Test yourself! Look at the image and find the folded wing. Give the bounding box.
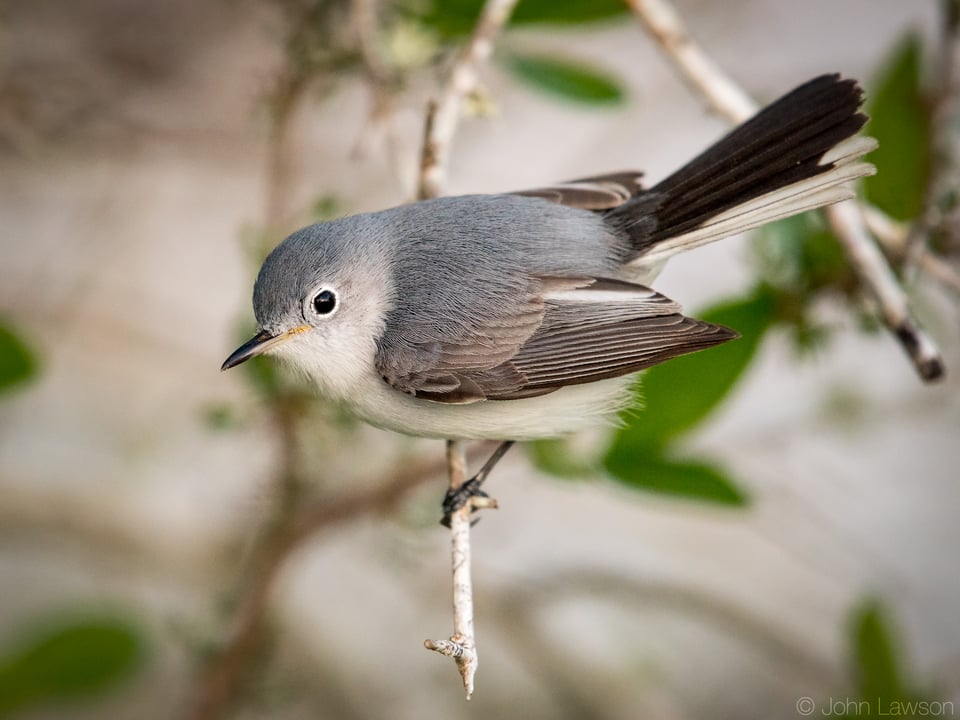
[376,277,737,403]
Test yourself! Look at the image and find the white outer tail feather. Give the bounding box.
[632,137,878,268]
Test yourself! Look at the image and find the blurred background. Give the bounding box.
[1,0,959,718]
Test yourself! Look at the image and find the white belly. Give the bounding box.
[342,373,635,440]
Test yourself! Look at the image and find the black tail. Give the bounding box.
[608,74,869,253]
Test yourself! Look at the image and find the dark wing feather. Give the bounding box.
[377,277,592,403]
[377,276,737,403]
[510,171,645,210]
[484,280,737,399]
[376,291,544,403]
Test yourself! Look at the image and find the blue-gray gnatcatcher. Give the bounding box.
[223,74,875,510]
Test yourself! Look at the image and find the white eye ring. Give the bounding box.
[310,288,338,316]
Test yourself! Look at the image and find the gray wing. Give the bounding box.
[376,276,737,404]
[510,171,645,210]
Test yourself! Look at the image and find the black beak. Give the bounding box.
[221,330,276,371]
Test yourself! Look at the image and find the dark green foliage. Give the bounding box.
[414,0,628,38]
[753,214,865,354]
[0,616,144,716]
[617,289,776,446]
[528,438,597,479]
[594,291,774,505]
[854,601,908,705]
[863,35,931,221]
[826,600,945,718]
[504,53,626,105]
[0,321,38,396]
[530,291,772,505]
[602,448,747,506]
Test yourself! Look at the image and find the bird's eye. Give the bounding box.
[312,289,337,315]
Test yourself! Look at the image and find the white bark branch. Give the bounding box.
[624,0,756,124]
[827,202,945,379]
[626,0,946,382]
[863,204,960,298]
[424,440,479,698]
[417,0,519,200]
[417,0,516,697]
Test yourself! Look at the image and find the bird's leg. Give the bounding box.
[441,441,514,527]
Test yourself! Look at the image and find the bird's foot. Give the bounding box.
[440,476,500,528]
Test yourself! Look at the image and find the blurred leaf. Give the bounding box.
[614,289,776,448]
[243,354,283,399]
[0,617,143,715]
[310,194,342,222]
[203,403,240,431]
[756,214,852,296]
[0,321,39,396]
[752,214,859,355]
[527,438,595,479]
[415,0,627,38]
[864,34,930,221]
[504,53,625,105]
[853,600,906,704]
[602,447,748,506]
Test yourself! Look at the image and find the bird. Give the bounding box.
[222,74,875,516]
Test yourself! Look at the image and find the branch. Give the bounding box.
[826,202,944,380]
[424,441,480,698]
[863,204,960,298]
[624,0,756,123]
[417,0,519,199]
[414,0,516,698]
[906,0,960,274]
[626,0,947,383]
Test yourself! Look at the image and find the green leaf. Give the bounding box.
[527,438,595,479]
[243,354,283,399]
[511,0,627,26]
[203,403,240,431]
[614,289,776,448]
[0,617,144,715]
[755,214,852,295]
[602,447,748,506]
[504,53,625,105]
[0,321,39,395]
[864,34,930,221]
[852,600,906,704]
[415,0,627,38]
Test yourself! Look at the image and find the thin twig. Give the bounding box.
[863,204,960,298]
[626,0,946,382]
[417,0,519,200]
[415,0,516,698]
[424,440,480,698]
[906,0,960,276]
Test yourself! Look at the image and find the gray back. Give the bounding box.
[372,194,629,369]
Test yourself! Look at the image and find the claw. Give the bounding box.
[439,441,514,527]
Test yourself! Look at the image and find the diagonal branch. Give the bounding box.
[417,0,519,200]
[626,0,946,382]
